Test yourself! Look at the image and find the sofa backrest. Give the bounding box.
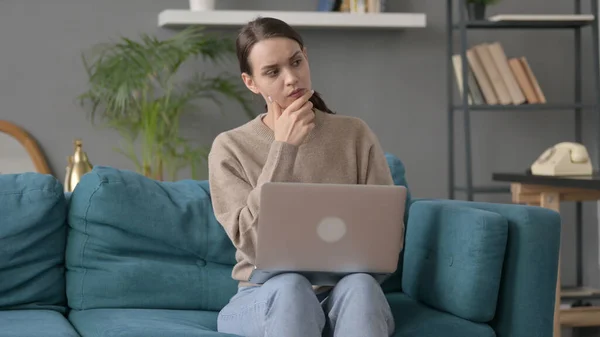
[65,167,239,312]
[0,172,69,313]
[380,153,411,293]
[1,152,410,313]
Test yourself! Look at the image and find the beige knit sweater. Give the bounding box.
[208,109,395,287]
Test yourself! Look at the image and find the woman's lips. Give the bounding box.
[289,88,306,98]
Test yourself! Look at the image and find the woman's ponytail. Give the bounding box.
[309,91,335,114]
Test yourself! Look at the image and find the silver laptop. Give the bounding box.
[248,182,407,286]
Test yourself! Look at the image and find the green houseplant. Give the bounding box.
[466,0,500,20]
[79,27,253,181]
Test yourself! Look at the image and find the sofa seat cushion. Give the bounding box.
[387,293,495,337]
[68,308,240,337]
[0,173,68,312]
[0,310,80,337]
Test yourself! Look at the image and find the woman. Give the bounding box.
[208,16,397,337]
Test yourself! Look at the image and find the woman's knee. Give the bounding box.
[263,273,313,294]
[262,273,326,331]
[263,273,322,311]
[337,273,381,292]
[330,273,395,333]
[333,273,389,307]
[217,274,325,336]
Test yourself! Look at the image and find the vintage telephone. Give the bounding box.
[531,142,593,176]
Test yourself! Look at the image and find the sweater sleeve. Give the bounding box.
[362,124,394,186]
[208,138,298,260]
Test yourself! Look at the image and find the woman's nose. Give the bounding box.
[283,69,299,86]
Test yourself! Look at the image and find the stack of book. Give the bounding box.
[453,42,546,106]
[318,0,386,13]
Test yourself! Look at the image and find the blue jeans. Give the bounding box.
[217,273,395,337]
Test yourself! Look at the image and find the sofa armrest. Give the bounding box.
[405,199,560,337]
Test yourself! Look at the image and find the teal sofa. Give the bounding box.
[0,154,560,337]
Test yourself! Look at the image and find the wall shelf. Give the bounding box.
[452,103,597,111]
[158,10,427,29]
[454,19,594,29]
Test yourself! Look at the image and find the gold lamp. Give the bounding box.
[64,139,93,192]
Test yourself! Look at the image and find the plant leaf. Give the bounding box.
[78,26,255,180]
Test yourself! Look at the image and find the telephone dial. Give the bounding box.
[531,142,593,176]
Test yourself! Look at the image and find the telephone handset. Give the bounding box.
[531,142,593,176]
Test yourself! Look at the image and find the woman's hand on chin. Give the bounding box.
[270,90,315,146]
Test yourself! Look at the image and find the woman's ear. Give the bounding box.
[241,73,260,94]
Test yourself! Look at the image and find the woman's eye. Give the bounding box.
[265,70,278,77]
[292,59,301,66]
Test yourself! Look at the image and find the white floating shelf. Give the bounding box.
[158,10,427,29]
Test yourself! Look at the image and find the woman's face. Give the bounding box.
[242,37,312,109]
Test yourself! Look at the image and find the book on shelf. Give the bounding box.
[318,0,387,13]
[452,41,546,106]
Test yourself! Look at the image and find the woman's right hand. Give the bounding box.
[269,90,315,147]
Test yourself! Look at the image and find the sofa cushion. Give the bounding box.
[380,153,411,294]
[0,173,68,312]
[401,200,508,322]
[66,167,238,312]
[385,152,411,204]
[387,293,495,337]
[0,310,80,337]
[68,308,238,337]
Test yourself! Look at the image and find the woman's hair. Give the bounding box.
[236,17,335,114]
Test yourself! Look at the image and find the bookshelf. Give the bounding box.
[447,0,600,336]
[447,2,600,202]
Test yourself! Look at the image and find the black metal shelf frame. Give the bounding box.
[446,0,600,201]
[447,3,600,333]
